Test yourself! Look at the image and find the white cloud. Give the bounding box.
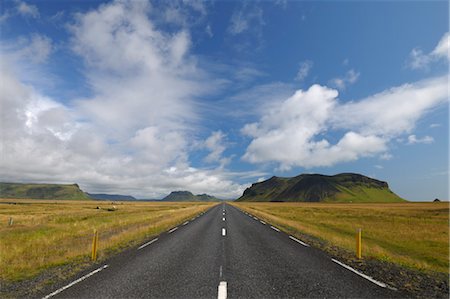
[23,34,53,63]
[16,1,39,18]
[330,69,360,91]
[0,0,246,199]
[407,135,434,145]
[409,32,449,70]
[295,60,313,82]
[242,76,448,169]
[374,165,383,169]
[203,131,230,167]
[333,76,447,136]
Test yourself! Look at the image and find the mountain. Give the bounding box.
[0,182,91,200]
[161,191,219,202]
[236,173,405,202]
[87,193,136,201]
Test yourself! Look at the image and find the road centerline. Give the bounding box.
[217,281,227,299]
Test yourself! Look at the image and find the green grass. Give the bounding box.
[0,183,91,200]
[0,199,216,282]
[231,202,449,273]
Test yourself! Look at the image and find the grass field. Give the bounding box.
[232,202,449,274]
[0,199,216,282]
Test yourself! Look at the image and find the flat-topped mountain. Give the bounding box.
[236,173,404,202]
[161,191,219,202]
[0,182,91,200]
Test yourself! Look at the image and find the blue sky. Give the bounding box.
[0,0,448,200]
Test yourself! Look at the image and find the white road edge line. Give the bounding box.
[332,258,396,290]
[289,235,310,247]
[260,220,266,225]
[182,221,189,226]
[270,226,280,232]
[168,227,178,233]
[217,281,227,299]
[42,265,108,299]
[222,228,226,236]
[138,238,158,250]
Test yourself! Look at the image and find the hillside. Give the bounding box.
[237,173,404,202]
[0,182,91,200]
[87,193,136,201]
[162,191,219,202]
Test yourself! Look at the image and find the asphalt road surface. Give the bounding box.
[43,203,402,298]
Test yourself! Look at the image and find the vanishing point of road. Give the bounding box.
[42,203,402,298]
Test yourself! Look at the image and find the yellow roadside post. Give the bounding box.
[356,228,362,259]
[92,229,98,261]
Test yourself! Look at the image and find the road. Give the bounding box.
[43,203,402,298]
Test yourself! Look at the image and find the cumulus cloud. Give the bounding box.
[0,0,246,199]
[329,69,360,91]
[295,60,313,82]
[242,76,447,170]
[409,32,449,69]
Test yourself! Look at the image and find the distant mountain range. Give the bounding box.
[1,173,404,203]
[0,182,91,200]
[161,191,219,202]
[237,173,404,202]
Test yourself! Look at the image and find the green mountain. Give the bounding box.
[236,173,405,203]
[0,182,91,200]
[161,191,219,202]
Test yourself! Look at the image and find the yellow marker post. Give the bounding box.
[356,228,362,259]
[92,229,98,261]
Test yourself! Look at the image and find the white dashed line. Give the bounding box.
[42,265,108,299]
[289,235,310,247]
[138,238,158,250]
[332,259,396,290]
[270,226,280,232]
[222,217,225,221]
[253,217,258,220]
[222,228,226,236]
[260,220,266,225]
[182,221,189,226]
[168,227,178,233]
[217,281,227,299]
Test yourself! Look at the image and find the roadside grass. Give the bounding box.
[0,200,216,282]
[231,202,449,274]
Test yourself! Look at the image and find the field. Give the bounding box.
[0,199,216,283]
[231,202,449,274]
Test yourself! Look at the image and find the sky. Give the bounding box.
[0,0,448,200]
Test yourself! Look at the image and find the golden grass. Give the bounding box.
[0,199,216,281]
[231,202,449,273]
